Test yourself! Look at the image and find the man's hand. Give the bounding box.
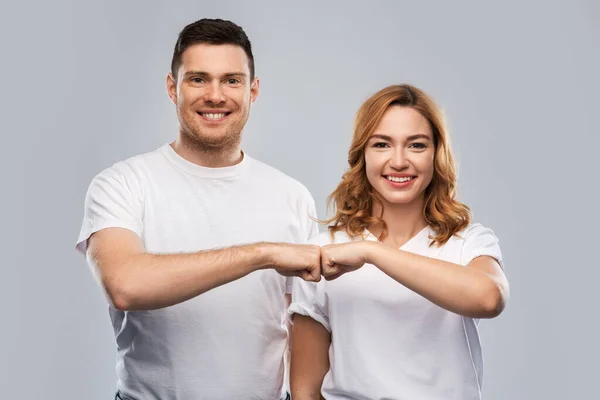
[265,243,322,282]
[321,241,369,280]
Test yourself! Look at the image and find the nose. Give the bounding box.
[388,148,409,170]
[203,81,226,105]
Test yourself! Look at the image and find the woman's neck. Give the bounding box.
[369,195,428,248]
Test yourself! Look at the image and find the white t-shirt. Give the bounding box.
[76,144,318,400]
[289,224,504,400]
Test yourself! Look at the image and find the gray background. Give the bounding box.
[1,0,598,399]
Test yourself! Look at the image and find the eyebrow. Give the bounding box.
[183,71,248,79]
[370,133,432,141]
[370,134,393,141]
[406,134,432,141]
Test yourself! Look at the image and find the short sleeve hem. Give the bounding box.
[288,302,331,332]
[460,223,504,270]
[76,222,142,254]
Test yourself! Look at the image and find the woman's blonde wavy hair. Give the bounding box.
[323,84,471,246]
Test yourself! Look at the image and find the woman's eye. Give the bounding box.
[373,142,389,148]
[409,143,426,149]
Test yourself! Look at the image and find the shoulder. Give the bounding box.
[455,223,500,244]
[246,155,313,199]
[89,146,165,189]
[453,222,503,266]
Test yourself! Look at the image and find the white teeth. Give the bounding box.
[201,113,227,119]
[386,176,413,183]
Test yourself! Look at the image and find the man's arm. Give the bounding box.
[87,227,321,311]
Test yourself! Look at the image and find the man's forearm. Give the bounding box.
[96,243,272,311]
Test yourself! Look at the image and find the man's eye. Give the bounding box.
[191,77,204,83]
[227,79,240,84]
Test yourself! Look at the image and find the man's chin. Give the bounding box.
[188,131,240,148]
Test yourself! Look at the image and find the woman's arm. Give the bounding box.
[321,241,509,319]
[368,243,508,318]
[290,315,331,400]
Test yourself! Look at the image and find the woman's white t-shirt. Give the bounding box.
[289,223,504,400]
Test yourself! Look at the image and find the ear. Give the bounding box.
[250,77,260,103]
[166,73,178,105]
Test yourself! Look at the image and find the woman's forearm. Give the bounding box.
[364,242,507,318]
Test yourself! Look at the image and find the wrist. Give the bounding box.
[361,240,380,265]
[252,242,276,270]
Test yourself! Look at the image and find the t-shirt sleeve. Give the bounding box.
[302,191,320,242]
[288,278,330,332]
[285,277,295,295]
[285,190,320,294]
[460,223,504,270]
[75,165,143,254]
[288,232,331,331]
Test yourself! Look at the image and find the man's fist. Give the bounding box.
[266,243,322,282]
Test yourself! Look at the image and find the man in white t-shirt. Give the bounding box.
[76,18,321,400]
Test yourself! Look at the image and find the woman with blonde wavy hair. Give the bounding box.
[289,84,509,400]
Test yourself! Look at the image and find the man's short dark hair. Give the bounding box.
[171,19,255,81]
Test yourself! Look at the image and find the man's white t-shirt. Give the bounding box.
[289,224,504,400]
[76,144,318,400]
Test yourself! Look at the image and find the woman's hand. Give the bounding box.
[320,241,371,280]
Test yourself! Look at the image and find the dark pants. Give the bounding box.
[115,390,291,399]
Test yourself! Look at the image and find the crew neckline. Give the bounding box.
[159,143,250,179]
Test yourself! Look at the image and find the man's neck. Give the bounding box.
[171,135,243,168]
